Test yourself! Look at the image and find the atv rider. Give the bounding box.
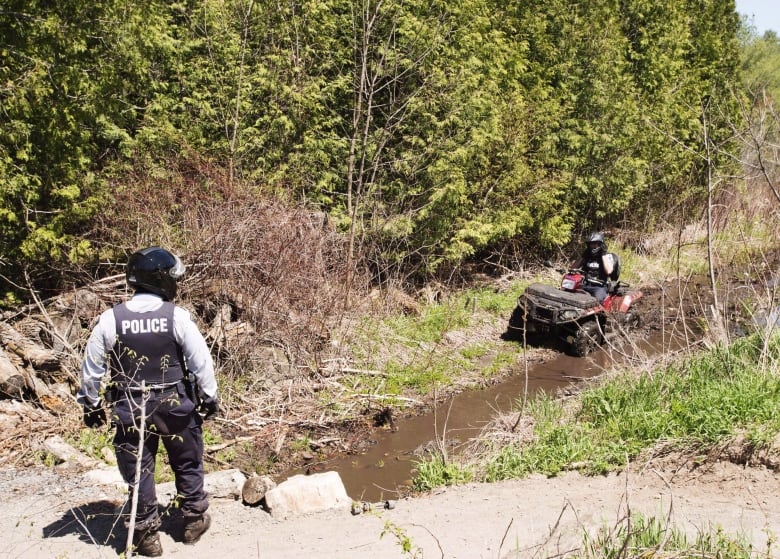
[572,232,615,304]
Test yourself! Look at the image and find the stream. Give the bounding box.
[323,350,609,502]
[291,328,686,502]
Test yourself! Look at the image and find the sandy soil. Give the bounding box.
[3,456,779,559]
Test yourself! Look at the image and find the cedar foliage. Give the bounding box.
[0,0,748,300]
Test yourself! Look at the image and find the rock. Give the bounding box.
[264,471,351,519]
[241,474,276,506]
[83,467,125,487]
[41,435,102,470]
[101,446,117,465]
[157,468,246,506]
[203,468,247,499]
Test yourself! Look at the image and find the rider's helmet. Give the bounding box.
[126,247,186,301]
[586,232,605,256]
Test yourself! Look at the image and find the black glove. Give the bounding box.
[83,401,107,428]
[199,397,220,420]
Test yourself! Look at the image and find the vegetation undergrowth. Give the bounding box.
[336,283,528,406]
[64,424,228,483]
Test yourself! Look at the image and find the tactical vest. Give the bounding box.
[110,302,185,388]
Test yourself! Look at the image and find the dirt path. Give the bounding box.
[3,457,779,559]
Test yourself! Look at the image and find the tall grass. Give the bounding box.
[570,513,762,559]
[478,331,780,481]
[340,284,527,400]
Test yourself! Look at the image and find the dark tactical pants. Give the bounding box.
[112,383,209,528]
[583,283,607,304]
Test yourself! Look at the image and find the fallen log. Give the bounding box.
[0,347,26,399]
[0,346,71,411]
[0,321,61,371]
[22,372,70,413]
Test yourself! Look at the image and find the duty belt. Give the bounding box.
[117,379,184,394]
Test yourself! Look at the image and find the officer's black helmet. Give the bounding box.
[126,247,185,301]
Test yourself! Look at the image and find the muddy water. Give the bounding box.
[297,329,687,502]
[299,349,617,502]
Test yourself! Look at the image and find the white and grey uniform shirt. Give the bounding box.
[77,293,217,407]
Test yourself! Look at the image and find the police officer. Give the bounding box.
[77,247,219,557]
[573,232,615,303]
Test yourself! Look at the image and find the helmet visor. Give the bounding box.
[169,255,186,280]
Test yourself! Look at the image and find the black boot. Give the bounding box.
[182,512,211,544]
[132,526,163,557]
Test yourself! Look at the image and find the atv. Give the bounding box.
[505,265,642,357]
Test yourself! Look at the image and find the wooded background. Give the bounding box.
[2,0,779,303]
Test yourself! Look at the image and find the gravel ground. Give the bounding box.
[3,457,780,559]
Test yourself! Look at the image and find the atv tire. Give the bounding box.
[572,321,601,357]
[504,306,527,341]
[623,311,640,331]
[609,311,640,336]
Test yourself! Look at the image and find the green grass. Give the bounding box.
[459,342,491,360]
[412,454,473,491]
[384,357,455,394]
[72,427,114,463]
[384,298,472,344]
[477,348,516,378]
[413,330,780,487]
[202,425,222,445]
[568,512,765,559]
[71,426,179,483]
[339,284,530,399]
[486,334,780,481]
[465,285,526,316]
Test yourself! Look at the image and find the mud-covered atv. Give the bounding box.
[505,266,642,357]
